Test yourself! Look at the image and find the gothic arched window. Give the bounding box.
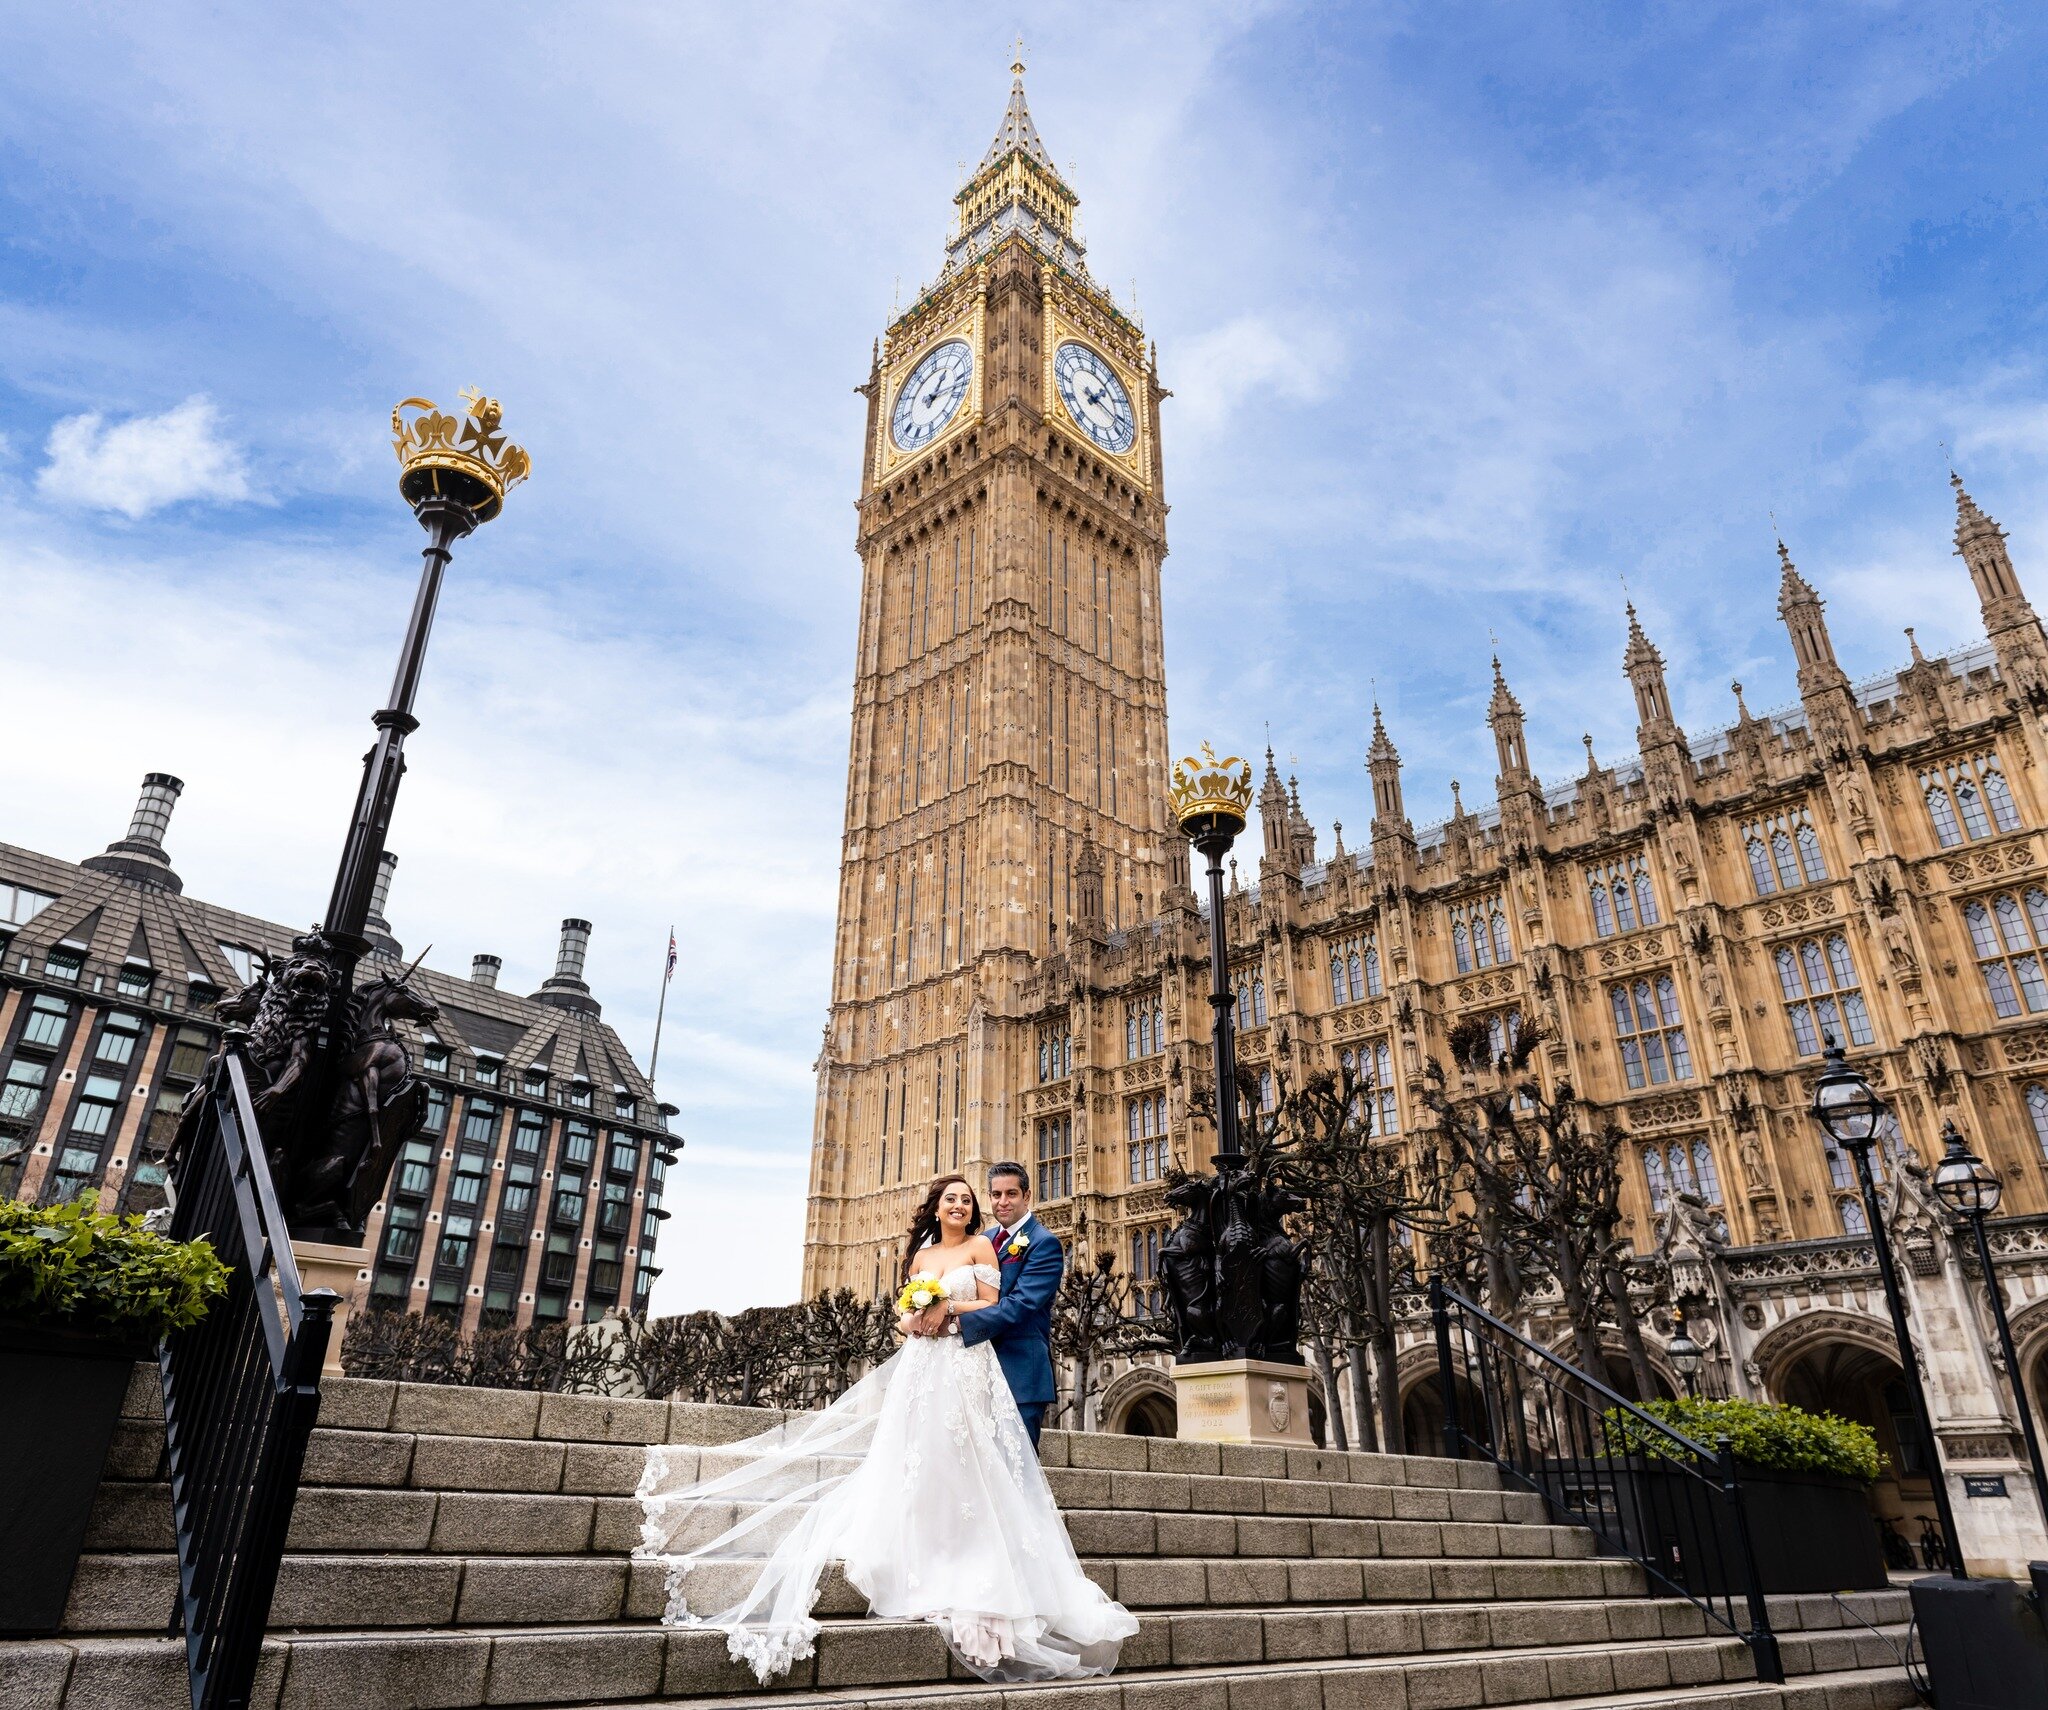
[1770,829,1801,892]
[1775,933,1873,1054]
[2027,1084,2048,1162]
[1796,821,1828,883]
[1747,836,1776,896]
[1642,1147,1669,1212]
[1252,977,1267,1026]
[1965,890,2048,1018]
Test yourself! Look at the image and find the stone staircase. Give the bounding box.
[1,1366,1920,1709]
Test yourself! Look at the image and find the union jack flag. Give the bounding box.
[664,928,677,982]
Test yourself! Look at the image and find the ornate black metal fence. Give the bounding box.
[1428,1276,1784,1684]
[160,1049,335,1710]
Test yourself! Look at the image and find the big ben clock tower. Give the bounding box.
[803,57,1174,1295]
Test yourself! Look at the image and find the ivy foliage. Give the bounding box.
[0,1196,229,1342]
[1606,1396,1885,1483]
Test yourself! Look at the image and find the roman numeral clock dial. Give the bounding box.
[890,338,973,452]
[1053,340,1136,455]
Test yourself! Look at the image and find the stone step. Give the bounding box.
[1,1618,1917,1710]
[108,1369,1506,1495]
[60,1548,1653,1634]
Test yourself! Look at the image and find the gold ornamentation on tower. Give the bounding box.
[391,388,531,524]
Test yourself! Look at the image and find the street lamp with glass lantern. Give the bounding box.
[1931,1122,2048,1537]
[1666,1309,1704,1399]
[1809,1040,1967,1577]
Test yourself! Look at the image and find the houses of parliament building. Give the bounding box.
[801,62,2048,1567]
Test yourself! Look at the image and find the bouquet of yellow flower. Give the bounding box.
[896,1274,946,1315]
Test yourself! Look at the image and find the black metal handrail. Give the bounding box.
[160,1048,336,1710]
[1429,1276,1784,1684]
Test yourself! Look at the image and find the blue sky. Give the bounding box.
[1,3,2043,1312]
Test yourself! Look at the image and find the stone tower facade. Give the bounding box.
[803,63,1175,1295]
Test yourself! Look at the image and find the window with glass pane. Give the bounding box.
[163,1027,210,1079]
[68,1074,124,1138]
[542,1232,575,1287]
[1126,1093,1166,1183]
[1448,894,1511,973]
[474,1057,501,1087]
[589,1238,623,1296]
[371,1269,408,1304]
[1964,888,2048,1018]
[513,1110,546,1152]
[1328,931,1383,1003]
[613,1088,636,1118]
[1610,976,1693,1088]
[437,1213,474,1271]
[395,1139,435,1197]
[117,964,154,998]
[567,1081,593,1109]
[422,1039,451,1073]
[1036,1115,1072,1200]
[556,1171,588,1227]
[2027,1085,2048,1163]
[500,1157,536,1221]
[1774,933,1874,1054]
[449,1153,486,1206]
[459,1101,498,1147]
[1585,853,1659,938]
[421,1085,449,1133]
[608,1136,637,1176]
[599,1181,629,1234]
[522,1068,547,1095]
[1337,1038,1399,1136]
[1839,1196,1868,1234]
[1740,807,1827,895]
[1922,752,2021,848]
[564,1120,596,1165]
[642,1211,661,1243]
[0,884,56,926]
[382,1201,422,1262]
[535,1291,567,1321]
[488,1241,523,1279]
[428,1277,461,1311]
[94,1013,143,1066]
[23,995,72,1050]
[216,943,263,985]
[44,944,85,982]
[1,1057,48,1124]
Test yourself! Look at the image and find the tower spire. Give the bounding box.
[945,53,1083,275]
[1775,538,1848,694]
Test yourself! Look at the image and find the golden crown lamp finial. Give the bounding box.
[391,387,531,525]
[1169,741,1254,839]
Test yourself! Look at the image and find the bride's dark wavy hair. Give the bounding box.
[903,1173,983,1282]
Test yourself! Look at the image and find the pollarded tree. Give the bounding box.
[1420,1013,1656,1396]
[1249,1058,1453,1455]
[1049,1227,1149,1430]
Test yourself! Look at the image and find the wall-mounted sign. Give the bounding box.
[1962,1474,2008,1499]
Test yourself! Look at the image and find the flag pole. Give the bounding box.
[648,926,677,1085]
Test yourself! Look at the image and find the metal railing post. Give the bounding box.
[1717,1435,1784,1683]
[1429,1275,1463,1459]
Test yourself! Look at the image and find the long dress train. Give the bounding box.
[636,1263,1136,1684]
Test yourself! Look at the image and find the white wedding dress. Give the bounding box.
[636,1263,1137,1684]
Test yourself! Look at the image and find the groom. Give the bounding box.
[934,1160,1063,1446]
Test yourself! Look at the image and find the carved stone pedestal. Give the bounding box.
[290,1239,370,1380]
[1172,1357,1314,1447]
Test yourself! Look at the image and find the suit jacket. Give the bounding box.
[957,1213,1062,1406]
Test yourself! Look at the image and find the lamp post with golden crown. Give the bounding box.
[1169,744,1255,1164]
[1161,745,1312,1446]
[238,392,529,1255]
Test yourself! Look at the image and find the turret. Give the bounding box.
[1952,472,2048,706]
[1367,705,1408,832]
[532,917,601,1016]
[81,772,185,892]
[1775,540,1848,696]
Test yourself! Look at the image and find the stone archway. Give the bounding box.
[1098,1364,1176,1438]
[2008,1297,2048,1460]
[1749,1308,1934,1561]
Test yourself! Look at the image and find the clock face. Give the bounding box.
[890,339,973,452]
[1053,341,1136,454]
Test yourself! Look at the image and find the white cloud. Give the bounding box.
[1171,314,1335,441]
[37,397,251,518]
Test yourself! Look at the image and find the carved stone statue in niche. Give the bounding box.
[1738,1128,1771,1195]
[1882,912,1919,976]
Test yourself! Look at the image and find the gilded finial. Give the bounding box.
[391,389,529,525]
[1011,34,1026,81]
[1169,740,1254,838]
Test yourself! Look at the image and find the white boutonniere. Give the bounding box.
[1005,1234,1030,1258]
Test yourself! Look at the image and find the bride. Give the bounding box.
[636,1172,1138,1684]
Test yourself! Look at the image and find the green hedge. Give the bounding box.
[0,1196,229,1342]
[1604,1396,1885,1483]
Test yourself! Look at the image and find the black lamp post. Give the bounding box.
[1931,1122,2048,1539]
[254,392,530,1240]
[1809,1040,1966,1577]
[1169,743,1254,1165]
[1667,1308,1704,1399]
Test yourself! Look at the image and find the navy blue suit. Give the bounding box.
[958,1213,1062,1445]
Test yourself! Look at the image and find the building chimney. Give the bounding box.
[363,851,403,959]
[532,917,601,1016]
[82,772,186,892]
[471,953,502,989]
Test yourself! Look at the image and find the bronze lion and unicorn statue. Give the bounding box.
[174,931,441,1241]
